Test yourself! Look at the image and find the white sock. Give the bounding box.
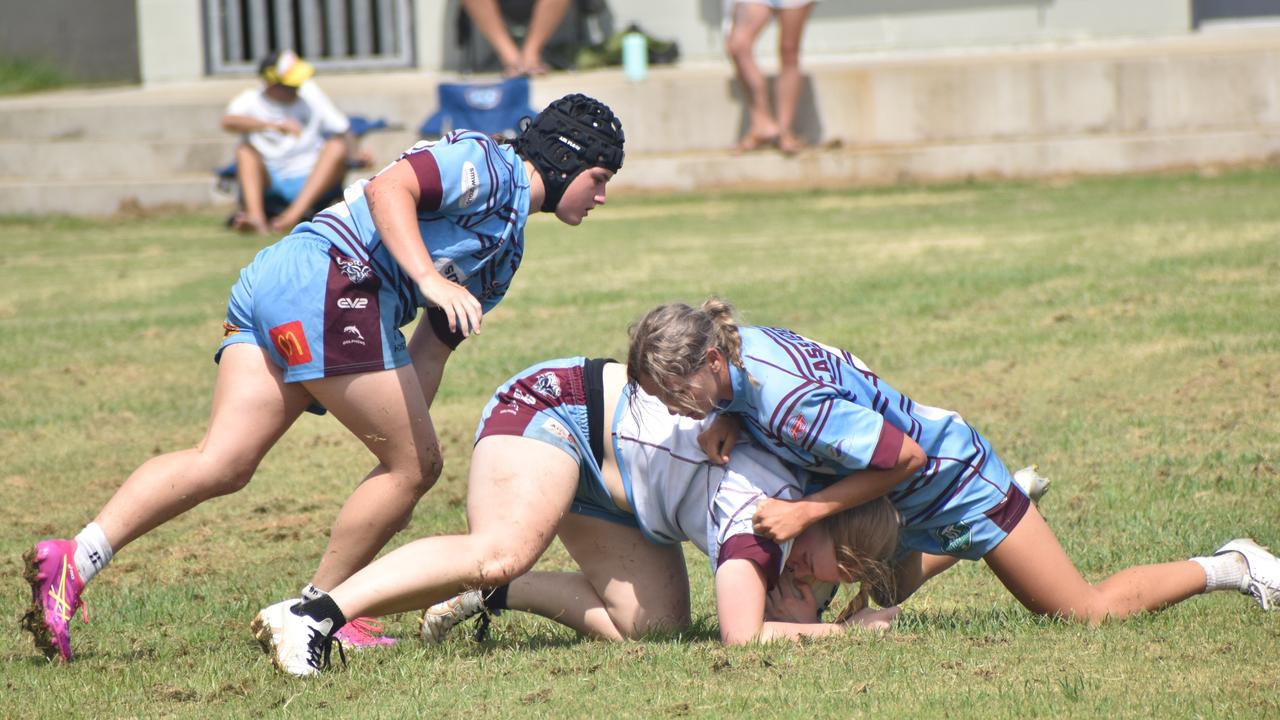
[1191,553,1247,593]
[73,522,113,584]
[300,583,327,602]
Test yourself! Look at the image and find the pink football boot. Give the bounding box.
[22,539,87,662]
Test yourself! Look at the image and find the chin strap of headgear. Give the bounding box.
[513,93,625,213]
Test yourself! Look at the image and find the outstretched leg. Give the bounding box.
[984,505,1208,623]
[253,435,583,674]
[327,435,579,617]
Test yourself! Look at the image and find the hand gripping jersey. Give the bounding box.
[613,385,803,586]
[719,326,1014,535]
[299,130,530,339]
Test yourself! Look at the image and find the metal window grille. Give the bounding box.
[205,0,413,75]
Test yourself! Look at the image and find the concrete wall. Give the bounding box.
[416,0,1196,72]
[605,0,1193,65]
[136,0,205,85]
[0,0,140,83]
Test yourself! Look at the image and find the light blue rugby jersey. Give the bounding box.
[297,130,530,327]
[719,326,1000,526]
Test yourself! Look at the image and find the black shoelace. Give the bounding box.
[472,611,492,643]
[306,627,347,671]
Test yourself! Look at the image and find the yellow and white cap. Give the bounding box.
[260,50,314,88]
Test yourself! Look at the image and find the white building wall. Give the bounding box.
[138,0,1196,82]
[137,0,204,84]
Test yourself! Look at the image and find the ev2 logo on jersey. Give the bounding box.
[337,297,368,309]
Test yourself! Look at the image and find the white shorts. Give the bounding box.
[735,0,819,9]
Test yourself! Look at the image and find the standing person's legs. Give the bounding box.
[270,138,348,234]
[500,513,691,640]
[24,343,312,661]
[774,2,815,154]
[462,0,525,76]
[519,0,571,75]
[298,363,442,592]
[983,505,1209,623]
[233,143,272,234]
[726,2,780,150]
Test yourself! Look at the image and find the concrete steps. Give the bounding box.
[0,174,220,216]
[3,29,1280,216]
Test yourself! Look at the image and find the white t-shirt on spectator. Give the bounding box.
[225,81,350,180]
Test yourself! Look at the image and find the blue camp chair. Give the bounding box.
[419,76,536,139]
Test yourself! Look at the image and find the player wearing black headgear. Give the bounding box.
[513,94,625,212]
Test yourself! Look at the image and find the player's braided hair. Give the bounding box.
[626,298,744,415]
[827,497,900,623]
[512,93,624,213]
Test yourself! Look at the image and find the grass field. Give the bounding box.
[2,171,1278,718]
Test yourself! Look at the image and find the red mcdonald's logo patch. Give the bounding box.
[269,320,313,366]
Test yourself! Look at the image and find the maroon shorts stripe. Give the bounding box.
[985,483,1031,534]
[323,245,385,375]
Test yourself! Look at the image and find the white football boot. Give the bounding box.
[251,599,342,676]
[1214,539,1280,611]
[1012,465,1050,505]
[420,590,486,644]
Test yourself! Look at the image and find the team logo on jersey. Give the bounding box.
[342,325,367,346]
[532,372,562,399]
[335,255,372,284]
[938,522,972,554]
[269,321,313,366]
[787,414,809,442]
[222,321,241,339]
[337,297,368,309]
[459,161,480,208]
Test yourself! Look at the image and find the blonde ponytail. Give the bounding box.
[626,298,743,413]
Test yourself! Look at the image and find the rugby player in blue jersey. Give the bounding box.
[624,298,1280,624]
[21,94,624,662]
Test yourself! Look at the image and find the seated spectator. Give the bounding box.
[220,51,367,234]
[462,0,571,76]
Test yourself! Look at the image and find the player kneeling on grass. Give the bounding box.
[422,376,904,646]
[625,298,1280,623]
[22,94,625,663]
[253,358,900,677]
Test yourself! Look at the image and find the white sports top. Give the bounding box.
[612,386,804,575]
